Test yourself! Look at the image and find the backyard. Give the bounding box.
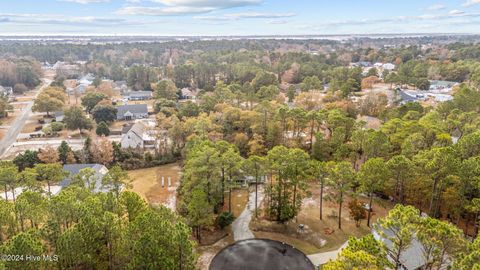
[251,183,395,255]
[128,162,181,210]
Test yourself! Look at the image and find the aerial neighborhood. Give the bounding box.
[0,1,480,269]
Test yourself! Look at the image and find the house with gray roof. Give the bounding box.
[53,164,109,195]
[116,104,148,120]
[124,90,153,101]
[372,226,430,270]
[180,88,197,100]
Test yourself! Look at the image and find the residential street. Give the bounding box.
[0,79,51,158]
[232,185,265,241]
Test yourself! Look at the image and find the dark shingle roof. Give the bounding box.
[116,104,148,117]
[59,164,105,188]
[126,91,152,97]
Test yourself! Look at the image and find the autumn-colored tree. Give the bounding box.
[90,137,114,165]
[38,145,60,164]
[349,199,367,227]
[361,76,379,90]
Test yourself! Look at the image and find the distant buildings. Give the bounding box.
[54,61,81,77]
[114,81,129,94]
[0,86,13,96]
[124,90,153,101]
[116,104,148,120]
[180,88,197,100]
[374,62,396,71]
[398,89,453,105]
[429,80,458,92]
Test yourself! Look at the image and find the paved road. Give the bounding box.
[232,185,265,241]
[0,79,51,158]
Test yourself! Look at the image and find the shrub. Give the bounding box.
[217,212,235,229]
[50,122,64,132]
[13,83,29,94]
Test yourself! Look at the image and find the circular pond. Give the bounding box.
[210,239,315,270]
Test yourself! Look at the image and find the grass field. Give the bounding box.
[128,162,181,210]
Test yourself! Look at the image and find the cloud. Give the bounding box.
[449,10,466,15]
[0,13,159,27]
[116,0,263,16]
[195,12,295,21]
[266,19,289,25]
[463,0,480,6]
[59,0,110,3]
[150,0,262,8]
[427,4,446,11]
[308,11,480,31]
[116,6,215,15]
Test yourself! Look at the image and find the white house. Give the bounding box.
[120,122,158,149]
[383,63,396,70]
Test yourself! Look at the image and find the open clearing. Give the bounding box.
[251,184,394,254]
[128,162,181,210]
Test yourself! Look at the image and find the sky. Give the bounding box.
[1,0,480,35]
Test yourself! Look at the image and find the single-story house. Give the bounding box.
[42,61,53,70]
[0,86,13,96]
[383,63,396,70]
[372,226,427,270]
[429,80,458,92]
[1,164,110,199]
[120,122,157,149]
[116,104,148,120]
[398,89,419,104]
[180,88,197,100]
[52,164,110,195]
[124,91,153,101]
[78,74,94,85]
